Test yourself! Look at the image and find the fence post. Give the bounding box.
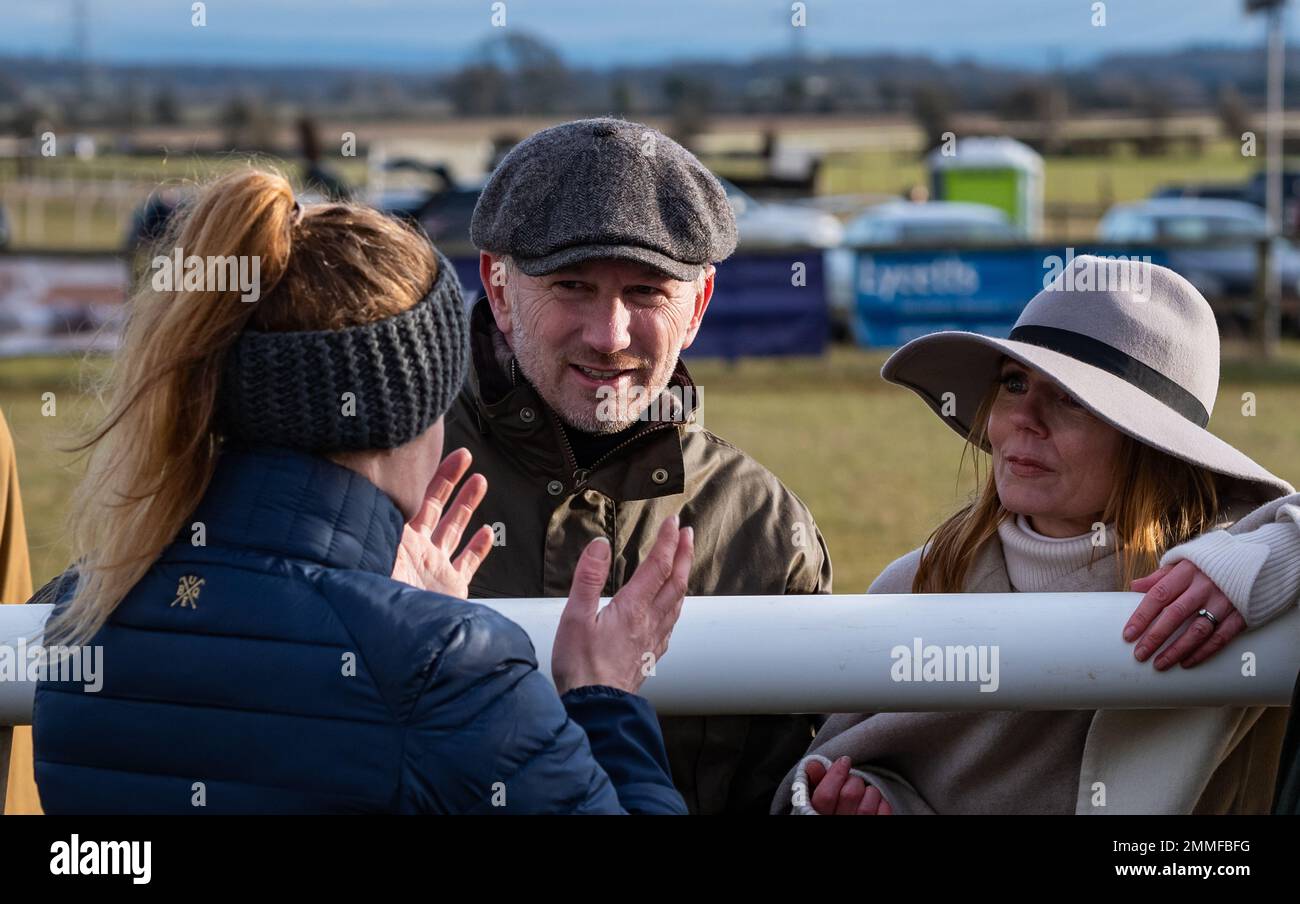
[24,181,44,247]
[1255,236,1280,358]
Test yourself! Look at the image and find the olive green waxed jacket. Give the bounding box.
[445,301,833,814]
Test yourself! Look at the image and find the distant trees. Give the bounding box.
[5,104,51,138]
[219,94,277,151]
[609,78,635,116]
[0,40,1286,135]
[445,32,572,116]
[911,83,953,153]
[1136,86,1174,156]
[445,63,511,116]
[663,75,713,148]
[998,81,1068,152]
[153,88,181,125]
[1217,83,1253,140]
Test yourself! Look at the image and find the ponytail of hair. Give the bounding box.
[50,170,306,646]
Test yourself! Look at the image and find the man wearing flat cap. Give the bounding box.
[446,117,832,815]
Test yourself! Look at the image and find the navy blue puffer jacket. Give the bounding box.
[32,446,686,814]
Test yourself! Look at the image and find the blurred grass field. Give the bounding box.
[5,344,1300,594]
[0,152,371,251]
[820,139,1260,203]
[0,138,1268,250]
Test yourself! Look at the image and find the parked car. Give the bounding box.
[719,178,844,249]
[838,200,1021,247]
[1150,183,1250,204]
[1151,172,1300,235]
[124,188,188,254]
[1099,197,1300,334]
[1243,170,1300,236]
[370,158,483,252]
[1097,198,1300,298]
[825,201,1022,340]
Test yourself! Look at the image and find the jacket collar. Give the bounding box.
[964,535,1013,593]
[183,445,406,576]
[462,299,697,498]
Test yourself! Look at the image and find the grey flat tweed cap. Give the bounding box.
[471,117,738,281]
[219,249,469,452]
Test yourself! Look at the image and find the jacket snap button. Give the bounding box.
[651,468,669,485]
[520,407,536,424]
[546,479,564,496]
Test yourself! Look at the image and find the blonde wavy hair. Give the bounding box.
[911,367,1223,594]
[48,168,436,647]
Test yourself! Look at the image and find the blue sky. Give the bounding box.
[0,0,1291,70]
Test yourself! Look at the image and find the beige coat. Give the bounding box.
[1,407,38,815]
[772,504,1289,815]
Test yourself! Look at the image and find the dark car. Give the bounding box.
[370,159,482,253]
[1153,173,1300,236]
[1099,198,1300,333]
[124,188,187,254]
[1150,183,1250,204]
[1244,170,1300,236]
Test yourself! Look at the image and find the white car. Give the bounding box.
[838,200,1021,247]
[1097,198,1300,300]
[825,201,1022,335]
[719,178,843,249]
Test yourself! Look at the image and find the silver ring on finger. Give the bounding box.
[1196,608,1220,626]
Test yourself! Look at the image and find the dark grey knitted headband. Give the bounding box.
[218,249,469,452]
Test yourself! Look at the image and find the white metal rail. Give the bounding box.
[3,594,1298,724]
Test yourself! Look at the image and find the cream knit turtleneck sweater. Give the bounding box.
[997,514,1119,592]
[1004,507,1300,624]
[1161,519,1300,627]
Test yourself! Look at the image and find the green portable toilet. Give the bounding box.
[927,137,1044,238]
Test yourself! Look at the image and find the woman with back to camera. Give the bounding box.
[30,168,693,814]
[774,255,1300,815]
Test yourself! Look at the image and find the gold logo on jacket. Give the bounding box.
[171,575,205,609]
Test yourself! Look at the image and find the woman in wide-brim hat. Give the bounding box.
[773,254,1300,815]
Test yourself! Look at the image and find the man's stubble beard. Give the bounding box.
[508,304,675,435]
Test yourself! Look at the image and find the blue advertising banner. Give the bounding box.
[688,251,827,359]
[449,256,483,308]
[850,245,1170,347]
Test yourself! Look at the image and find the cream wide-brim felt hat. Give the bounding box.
[881,254,1294,505]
